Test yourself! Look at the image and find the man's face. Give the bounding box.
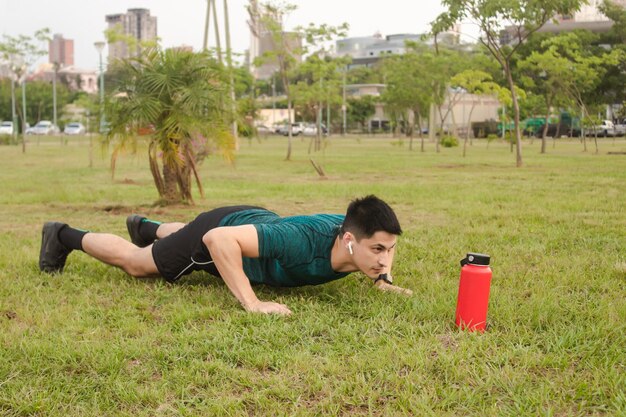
[350,231,397,279]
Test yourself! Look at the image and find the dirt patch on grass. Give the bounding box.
[115,178,139,185]
[436,164,466,169]
[3,310,17,320]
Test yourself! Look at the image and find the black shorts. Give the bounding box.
[151,205,263,282]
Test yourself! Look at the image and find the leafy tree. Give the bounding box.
[105,48,235,204]
[599,0,626,44]
[0,29,50,151]
[19,81,72,125]
[346,95,376,132]
[450,69,507,156]
[433,0,586,166]
[292,55,347,151]
[71,93,100,133]
[248,1,347,159]
[543,34,624,152]
[517,36,577,152]
[104,24,159,64]
[382,42,463,152]
[592,2,626,111]
[248,1,300,160]
[381,50,433,151]
[346,66,383,84]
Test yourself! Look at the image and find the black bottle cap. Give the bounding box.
[460,252,490,266]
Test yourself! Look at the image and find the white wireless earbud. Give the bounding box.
[347,241,354,255]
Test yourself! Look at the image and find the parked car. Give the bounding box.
[613,119,626,137]
[0,121,13,135]
[302,123,328,136]
[277,122,305,136]
[585,120,617,137]
[32,120,60,135]
[64,122,86,135]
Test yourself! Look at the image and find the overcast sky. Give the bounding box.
[0,0,451,69]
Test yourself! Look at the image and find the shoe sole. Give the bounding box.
[126,214,150,247]
[39,222,67,273]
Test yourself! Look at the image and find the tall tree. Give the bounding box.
[381,51,433,151]
[450,69,507,156]
[292,55,347,151]
[0,29,49,151]
[222,0,239,149]
[433,0,586,167]
[346,95,376,132]
[539,33,624,153]
[106,48,235,204]
[248,1,300,160]
[248,1,347,159]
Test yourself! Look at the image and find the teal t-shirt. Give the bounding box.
[219,209,349,287]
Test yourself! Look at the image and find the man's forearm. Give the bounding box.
[203,231,259,309]
[202,226,292,315]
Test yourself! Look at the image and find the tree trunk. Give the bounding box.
[464,103,476,158]
[316,97,322,152]
[211,0,222,63]
[428,102,436,150]
[148,141,165,197]
[162,163,180,203]
[223,0,238,151]
[541,111,549,154]
[203,0,211,50]
[416,117,425,152]
[505,61,523,167]
[541,95,553,154]
[286,97,293,160]
[408,111,414,151]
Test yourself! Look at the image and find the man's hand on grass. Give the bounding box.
[244,300,292,315]
[374,280,413,296]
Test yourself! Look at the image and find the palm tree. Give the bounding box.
[106,48,235,204]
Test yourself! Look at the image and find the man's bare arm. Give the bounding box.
[203,225,292,315]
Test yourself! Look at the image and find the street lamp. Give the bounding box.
[94,41,106,133]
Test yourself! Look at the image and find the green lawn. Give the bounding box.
[0,135,625,416]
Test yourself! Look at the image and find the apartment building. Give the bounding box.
[49,34,74,67]
[105,8,157,62]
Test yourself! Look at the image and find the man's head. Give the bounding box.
[341,195,402,279]
[341,195,402,240]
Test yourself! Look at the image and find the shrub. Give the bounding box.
[0,134,18,146]
[505,132,517,144]
[440,135,459,148]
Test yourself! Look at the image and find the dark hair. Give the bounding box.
[341,195,402,240]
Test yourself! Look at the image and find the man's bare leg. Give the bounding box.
[81,233,159,277]
[40,222,159,277]
[156,222,185,238]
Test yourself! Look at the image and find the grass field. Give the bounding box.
[0,135,624,416]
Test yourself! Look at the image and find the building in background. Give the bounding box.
[105,8,157,62]
[248,0,302,80]
[335,28,461,69]
[48,34,74,67]
[29,63,98,94]
[500,0,626,44]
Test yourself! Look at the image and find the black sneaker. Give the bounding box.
[39,222,72,273]
[126,214,153,247]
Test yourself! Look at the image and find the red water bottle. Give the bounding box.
[455,253,492,332]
